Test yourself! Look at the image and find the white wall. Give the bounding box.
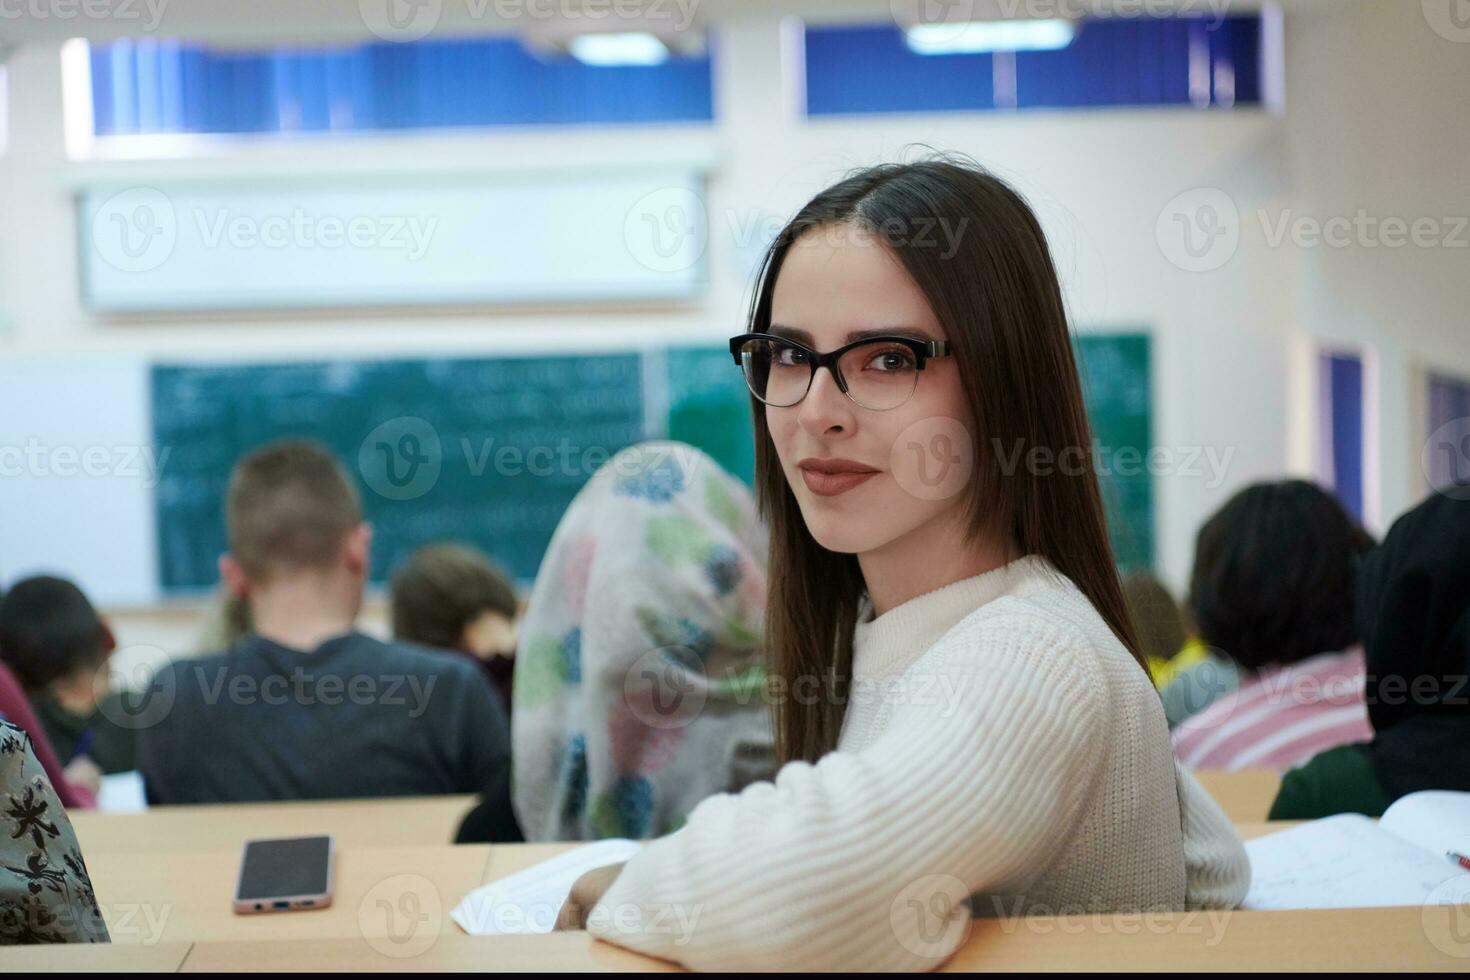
[1281,0,1470,531]
[0,0,1464,628]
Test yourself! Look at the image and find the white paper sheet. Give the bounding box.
[452,838,643,935]
[96,770,148,813]
[1243,813,1468,910]
[1380,791,1470,864]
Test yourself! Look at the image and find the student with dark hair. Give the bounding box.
[0,577,135,776]
[390,543,519,716]
[0,659,94,810]
[1121,570,1203,689]
[552,159,1247,970]
[135,439,514,831]
[0,721,109,944]
[1170,481,1376,769]
[1270,491,1470,818]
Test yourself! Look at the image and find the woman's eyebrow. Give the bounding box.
[844,327,938,343]
[767,324,939,344]
[767,324,811,344]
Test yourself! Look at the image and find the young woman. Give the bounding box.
[556,158,1249,970]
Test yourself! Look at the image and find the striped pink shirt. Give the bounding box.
[1171,647,1372,772]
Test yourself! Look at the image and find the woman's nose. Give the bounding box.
[798,364,854,435]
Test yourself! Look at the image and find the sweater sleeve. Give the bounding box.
[1173,761,1251,909]
[584,616,1111,972]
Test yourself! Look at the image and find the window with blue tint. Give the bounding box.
[804,15,1262,116]
[804,24,995,116]
[1319,352,1365,521]
[1426,372,1470,491]
[89,35,714,137]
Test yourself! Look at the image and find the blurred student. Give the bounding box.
[0,576,136,776]
[0,721,109,944]
[1170,481,1376,770]
[390,543,518,717]
[135,439,514,823]
[554,160,1247,971]
[1270,492,1470,819]
[1121,570,1205,689]
[194,583,253,654]
[511,441,775,843]
[0,659,94,809]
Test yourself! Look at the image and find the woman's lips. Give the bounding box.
[800,468,879,497]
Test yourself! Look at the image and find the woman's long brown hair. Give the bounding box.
[747,157,1148,765]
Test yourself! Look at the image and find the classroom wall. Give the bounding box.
[1281,0,1470,531]
[0,0,1464,652]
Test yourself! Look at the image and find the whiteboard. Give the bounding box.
[0,359,159,606]
[77,170,709,312]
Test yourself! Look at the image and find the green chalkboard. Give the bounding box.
[151,334,1150,593]
[1075,333,1154,572]
[155,355,625,591]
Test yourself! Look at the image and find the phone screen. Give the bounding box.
[237,836,332,901]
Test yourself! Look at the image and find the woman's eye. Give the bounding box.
[774,346,807,366]
[866,348,916,372]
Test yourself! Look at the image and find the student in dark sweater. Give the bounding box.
[134,440,515,833]
[1270,491,1470,818]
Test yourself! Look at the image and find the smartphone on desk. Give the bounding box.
[233,835,335,914]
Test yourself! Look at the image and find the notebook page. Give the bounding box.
[1380,791,1470,861]
[1244,813,1466,909]
[451,838,643,935]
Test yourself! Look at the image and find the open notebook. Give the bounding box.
[1245,791,1470,909]
[452,838,643,935]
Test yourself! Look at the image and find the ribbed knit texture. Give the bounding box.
[586,555,1251,970]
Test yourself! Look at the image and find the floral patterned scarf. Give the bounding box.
[512,441,775,841]
[1,721,109,944]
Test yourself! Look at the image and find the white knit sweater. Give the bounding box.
[585,555,1251,971]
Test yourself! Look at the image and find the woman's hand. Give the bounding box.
[554,862,626,931]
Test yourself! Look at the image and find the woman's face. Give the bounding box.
[766,223,976,556]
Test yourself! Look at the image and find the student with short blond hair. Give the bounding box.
[136,439,513,828]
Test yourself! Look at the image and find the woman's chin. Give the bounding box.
[802,517,884,556]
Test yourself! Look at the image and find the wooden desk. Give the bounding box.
[70,794,477,854]
[1193,769,1282,823]
[177,931,678,973]
[89,844,491,946]
[67,771,1278,859]
[16,824,1470,972]
[0,941,192,972]
[170,903,1470,973]
[87,841,581,946]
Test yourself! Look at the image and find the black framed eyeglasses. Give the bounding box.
[728,332,952,411]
